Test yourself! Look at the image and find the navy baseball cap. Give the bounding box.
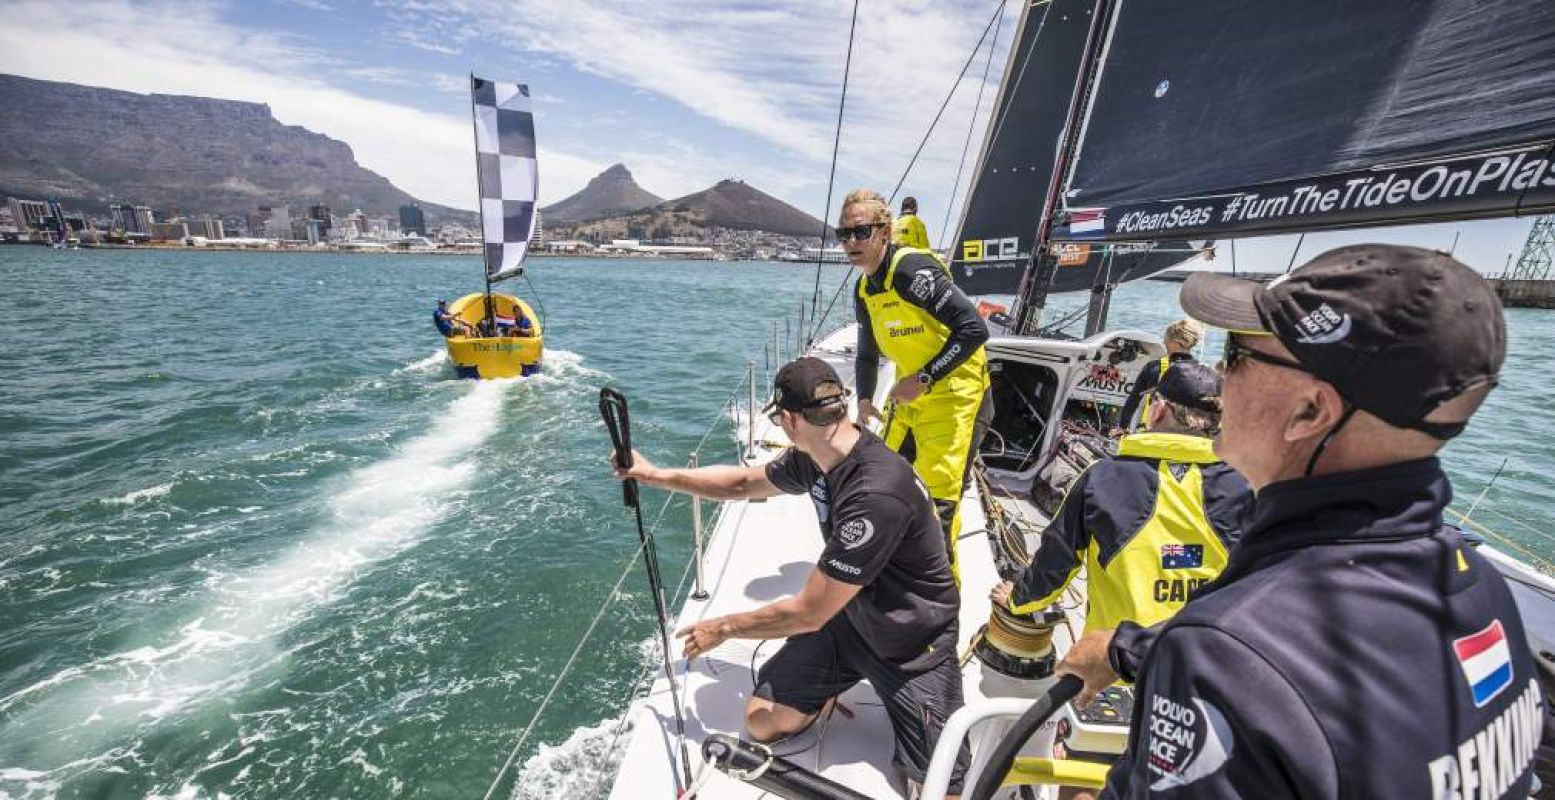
[1157,361,1222,415]
[764,357,849,414]
[1180,244,1505,439]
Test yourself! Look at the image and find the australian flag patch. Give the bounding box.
[1160,543,1204,569]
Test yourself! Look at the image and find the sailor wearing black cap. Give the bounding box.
[611,356,972,796]
[992,361,1252,636]
[1056,245,1541,799]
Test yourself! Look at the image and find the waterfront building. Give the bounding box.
[189,216,225,239]
[344,209,368,239]
[399,203,426,236]
[133,206,155,234]
[150,221,189,242]
[8,197,50,232]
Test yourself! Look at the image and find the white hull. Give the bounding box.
[606,324,1555,799]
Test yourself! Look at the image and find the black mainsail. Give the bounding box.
[949,0,1203,306]
[1050,0,1555,244]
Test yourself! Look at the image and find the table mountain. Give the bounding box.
[0,74,470,222]
[540,163,661,225]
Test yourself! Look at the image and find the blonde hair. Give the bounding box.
[839,188,892,227]
[1165,318,1203,349]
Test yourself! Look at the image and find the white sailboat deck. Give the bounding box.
[609,327,1083,799]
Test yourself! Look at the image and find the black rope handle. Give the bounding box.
[970,673,1084,800]
[599,387,638,508]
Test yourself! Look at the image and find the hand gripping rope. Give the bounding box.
[599,387,695,794]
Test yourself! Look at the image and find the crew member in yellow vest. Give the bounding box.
[993,362,1251,634]
[891,196,931,249]
[1114,318,1202,435]
[843,188,992,584]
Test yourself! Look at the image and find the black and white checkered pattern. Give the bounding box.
[472,76,537,281]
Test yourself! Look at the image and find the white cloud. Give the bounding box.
[0,0,603,209]
[379,0,1018,229]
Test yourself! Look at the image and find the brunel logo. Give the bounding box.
[889,325,926,338]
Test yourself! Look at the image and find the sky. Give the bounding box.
[0,0,1536,272]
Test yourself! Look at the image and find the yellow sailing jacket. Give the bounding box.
[1009,432,1252,632]
[855,246,988,410]
[892,214,931,249]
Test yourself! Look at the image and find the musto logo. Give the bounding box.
[1147,694,1234,791]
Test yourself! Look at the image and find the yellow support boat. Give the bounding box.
[438,75,546,380]
[443,292,543,379]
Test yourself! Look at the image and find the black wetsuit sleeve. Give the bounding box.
[891,255,989,383]
[1100,625,1336,799]
[854,283,881,400]
[1118,359,1162,430]
[1009,469,1093,613]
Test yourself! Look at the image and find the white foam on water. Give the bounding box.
[508,716,630,800]
[102,483,173,506]
[394,349,448,375]
[0,380,516,779]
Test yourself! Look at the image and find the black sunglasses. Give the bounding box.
[835,223,885,243]
[1220,338,1306,374]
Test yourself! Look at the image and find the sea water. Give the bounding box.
[0,249,1550,798]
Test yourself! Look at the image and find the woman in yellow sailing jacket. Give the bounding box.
[842,188,991,582]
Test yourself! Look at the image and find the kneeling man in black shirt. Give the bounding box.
[612,356,971,796]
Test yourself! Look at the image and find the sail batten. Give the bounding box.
[1053,0,1555,242]
[472,77,538,282]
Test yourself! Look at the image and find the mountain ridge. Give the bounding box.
[0,74,470,222]
[540,163,661,225]
[553,174,825,240]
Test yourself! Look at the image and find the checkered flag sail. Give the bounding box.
[471,76,537,282]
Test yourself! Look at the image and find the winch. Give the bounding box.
[972,602,1064,680]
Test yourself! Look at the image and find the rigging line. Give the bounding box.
[807,265,858,346]
[887,0,1010,204]
[939,0,1009,250]
[481,537,651,800]
[981,0,1056,168]
[521,271,547,329]
[809,0,861,347]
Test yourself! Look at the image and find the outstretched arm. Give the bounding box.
[610,449,782,501]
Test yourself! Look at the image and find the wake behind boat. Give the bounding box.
[441,75,545,379]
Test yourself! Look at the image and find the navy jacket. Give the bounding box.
[1103,458,1543,799]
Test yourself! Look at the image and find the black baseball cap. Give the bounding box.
[1180,244,1505,439]
[1157,361,1222,415]
[764,357,849,414]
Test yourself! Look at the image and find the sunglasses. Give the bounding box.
[835,223,885,243]
[1220,338,1306,374]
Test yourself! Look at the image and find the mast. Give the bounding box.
[468,73,495,332]
[1011,0,1115,334]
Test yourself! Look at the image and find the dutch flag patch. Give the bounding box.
[1453,619,1514,708]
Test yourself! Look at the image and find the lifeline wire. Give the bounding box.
[481,538,650,800]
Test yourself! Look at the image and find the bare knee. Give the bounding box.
[744,696,815,742]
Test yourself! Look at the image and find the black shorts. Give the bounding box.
[753,615,971,793]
